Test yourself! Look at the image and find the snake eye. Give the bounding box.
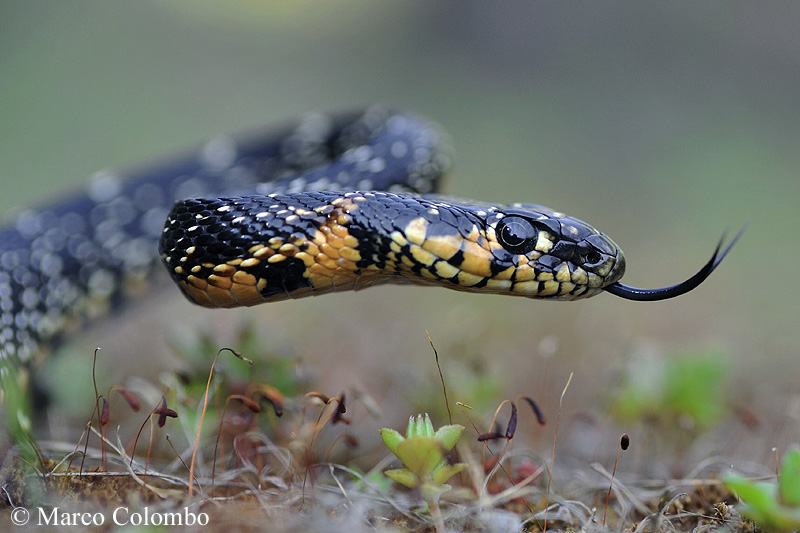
[496,216,538,255]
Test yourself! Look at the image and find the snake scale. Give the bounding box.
[0,106,742,377]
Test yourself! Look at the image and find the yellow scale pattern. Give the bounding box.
[386,216,596,298]
[176,199,369,307]
[168,192,618,307]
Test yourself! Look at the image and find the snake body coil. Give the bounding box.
[0,106,741,370]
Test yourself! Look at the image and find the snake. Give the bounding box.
[0,106,743,374]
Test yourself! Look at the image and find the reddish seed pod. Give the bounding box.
[115,387,141,411]
[265,398,283,417]
[477,432,505,442]
[505,401,518,439]
[231,394,261,413]
[155,396,178,427]
[523,396,546,425]
[100,396,110,426]
[250,384,285,416]
[331,393,351,424]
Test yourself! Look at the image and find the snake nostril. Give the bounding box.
[585,251,602,265]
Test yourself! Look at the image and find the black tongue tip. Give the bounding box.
[603,222,747,302]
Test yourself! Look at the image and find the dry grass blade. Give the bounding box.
[189,347,251,497]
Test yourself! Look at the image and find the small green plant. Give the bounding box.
[0,366,37,464]
[725,446,800,531]
[380,414,466,531]
[612,349,726,429]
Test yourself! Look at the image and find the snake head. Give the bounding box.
[477,205,626,300]
[387,197,627,300]
[481,205,746,302]
[453,202,745,302]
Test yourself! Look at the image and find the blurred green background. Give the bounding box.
[1,2,798,470]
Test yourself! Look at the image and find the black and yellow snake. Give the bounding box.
[0,106,742,372]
